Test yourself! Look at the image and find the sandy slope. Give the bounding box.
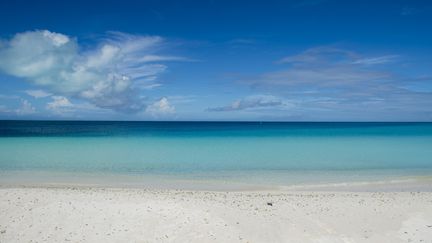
[1,187,432,243]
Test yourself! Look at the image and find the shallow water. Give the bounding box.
[1,121,432,187]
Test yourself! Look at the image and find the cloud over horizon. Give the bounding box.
[145,97,176,116]
[208,95,291,112]
[229,46,432,120]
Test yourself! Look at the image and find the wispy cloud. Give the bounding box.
[249,47,400,91]
[235,46,432,120]
[25,89,52,98]
[252,48,392,89]
[132,54,190,63]
[0,30,185,113]
[208,95,291,112]
[352,55,398,65]
[278,47,397,66]
[277,46,358,64]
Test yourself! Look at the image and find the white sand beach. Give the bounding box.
[1,185,432,243]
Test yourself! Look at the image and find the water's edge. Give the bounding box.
[1,169,432,192]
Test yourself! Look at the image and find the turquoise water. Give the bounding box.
[1,121,432,186]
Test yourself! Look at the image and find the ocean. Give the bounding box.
[1,121,432,188]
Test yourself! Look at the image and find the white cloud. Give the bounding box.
[42,30,69,46]
[25,89,52,98]
[46,96,73,109]
[352,55,398,65]
[0,30,184,113]
[15,99,36,115]
[0,30,76,79]
[140,83,162,90]
[46,96,74,114]
[134,54,189,63]
[145,97,175,116]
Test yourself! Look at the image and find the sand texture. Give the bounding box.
[1,187,432,242]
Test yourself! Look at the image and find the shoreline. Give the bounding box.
[1,177,432,192]
[1,169,432,192]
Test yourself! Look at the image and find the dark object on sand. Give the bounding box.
[267,202,273,206]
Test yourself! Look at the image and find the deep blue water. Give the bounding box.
[1,121,432,137]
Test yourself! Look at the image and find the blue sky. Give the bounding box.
[0,0,431,121]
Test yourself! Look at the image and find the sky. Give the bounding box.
[0,0,431,121]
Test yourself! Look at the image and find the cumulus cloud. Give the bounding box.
[46,96,73,109]
[25,89,52,98]
[45,96,75,115]
[208,95,291,112]
[0,30,183,113]
[15,99,36,115]
[145,97,175,116]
